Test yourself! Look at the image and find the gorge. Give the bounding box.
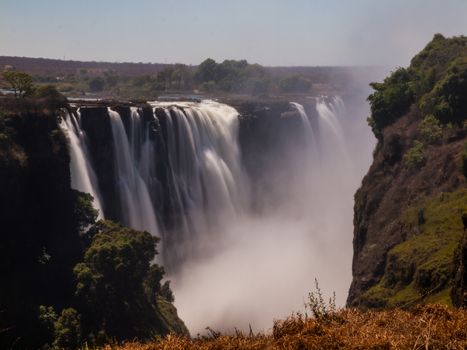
[59,94,375,333]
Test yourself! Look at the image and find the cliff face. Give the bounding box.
[348,35,467,308]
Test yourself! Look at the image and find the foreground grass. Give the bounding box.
[103,305,466,349]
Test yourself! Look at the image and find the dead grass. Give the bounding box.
[103,304,466,350]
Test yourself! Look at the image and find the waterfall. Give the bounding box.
[60,109,103,217]
[107,107,160,236]
[62,97,374,334]
[152,100,248,266]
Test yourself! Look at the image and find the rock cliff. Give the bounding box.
[347,34,467,307]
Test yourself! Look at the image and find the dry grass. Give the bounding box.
[104,304,466,350]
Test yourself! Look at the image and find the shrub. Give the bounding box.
[53,308,82,350]
[404,141,425,169]
[419,114,443,143]
[305,279,337,322]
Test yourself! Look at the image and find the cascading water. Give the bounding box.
[60,109,104,217]
[107,107,160,235]
[153,100,248,266]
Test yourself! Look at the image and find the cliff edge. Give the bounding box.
[348,34,467,307]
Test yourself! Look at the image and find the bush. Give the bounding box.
[419,115,443,143]
[404,141,425,169]
[53,308,81,350]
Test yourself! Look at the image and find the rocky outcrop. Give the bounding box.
[347,107,466,307]
[347,35,467,308]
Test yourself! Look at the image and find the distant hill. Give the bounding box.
[0,56,172,77]
[0,55,385,81]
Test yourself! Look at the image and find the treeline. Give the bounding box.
[67,58,311,96]
[1,58,313,98]
[0,99,187,349]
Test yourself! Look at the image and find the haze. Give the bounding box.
[1,0,467,67]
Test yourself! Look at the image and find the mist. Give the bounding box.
[171,91,377,334]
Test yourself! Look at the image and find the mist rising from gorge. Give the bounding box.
[170,91,377,334]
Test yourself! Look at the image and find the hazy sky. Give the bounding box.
[1,0,466,66]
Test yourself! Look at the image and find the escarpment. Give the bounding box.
[348,34,467,308]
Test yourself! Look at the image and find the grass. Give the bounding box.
[97,305,467,349]
[362,189,467,307]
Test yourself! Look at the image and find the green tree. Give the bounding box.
[53,308,82,350]
[73,220,182,341]
[367,68,414,136]
[2,71,34,97]
[195,58,217,83]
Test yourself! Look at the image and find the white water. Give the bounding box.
[152,100,248,266]
[60,110,103,217]
[108,107,160,235]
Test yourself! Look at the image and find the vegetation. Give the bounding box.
[367,34,467,136]
[362,189,467,307]
[103,305,467,349]
[2,70,34,97]
[1,58,315,99]
[419,114,443,144]
[403,140,425,169]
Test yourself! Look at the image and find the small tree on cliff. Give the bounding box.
[2,71,34,97]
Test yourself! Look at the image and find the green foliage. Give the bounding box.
[367,68,414,136]
[2,70,34,97]
[73,220,184,341]
[367,35,467,136]
[38,305,58,338]
[195,58,217,83]
[279,75,312,93]
[363,189,467,307]
[403,140,425,169]
[72,190,98,234]
[431,58,467,124]
[194,58,270,93]
[53,308,82,350]
[419,114,443,143]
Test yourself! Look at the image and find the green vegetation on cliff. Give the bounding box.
[367,34,467,136]
[363,189,467,307]
[349,34,467,309]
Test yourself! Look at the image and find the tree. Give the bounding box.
[53,308,82,350]
[2,71,34,97]
[195,58,217,83]
[73,220,182,341]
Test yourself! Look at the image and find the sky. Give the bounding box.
[1,0,467,67]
